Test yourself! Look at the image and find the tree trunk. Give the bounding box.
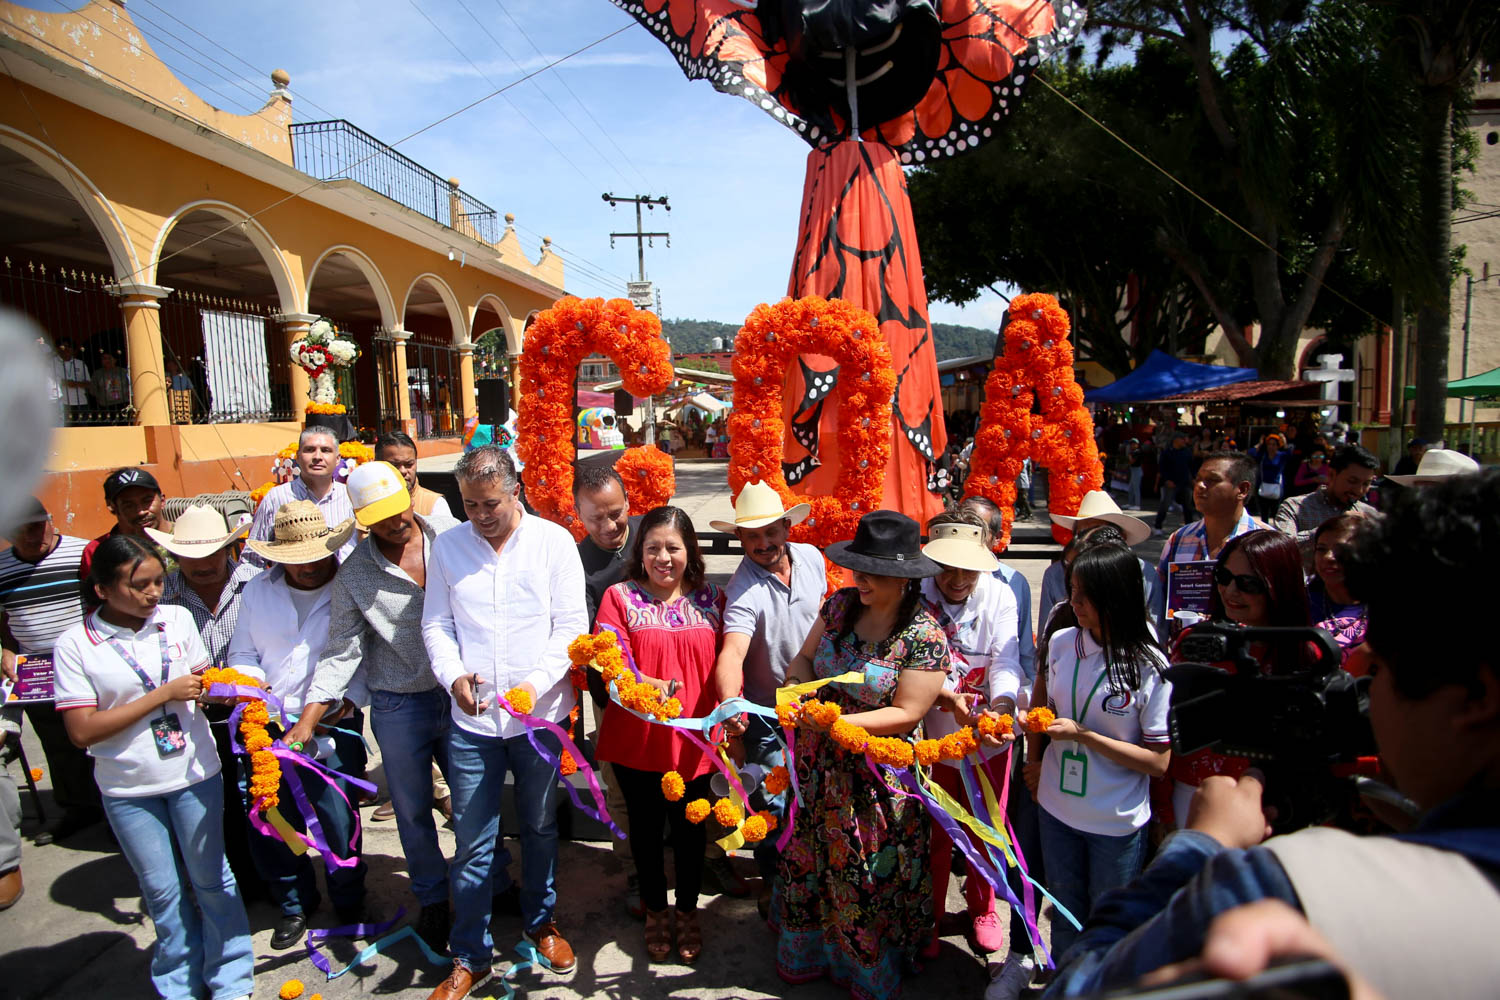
[1414,84,1454,443]
[1389,287,1407,431]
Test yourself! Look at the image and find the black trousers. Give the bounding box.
[611,762,713,913]
[23,702,100,816]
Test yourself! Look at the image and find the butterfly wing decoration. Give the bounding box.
[609,0,1086,160]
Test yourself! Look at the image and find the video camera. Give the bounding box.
[1164,623,1376,832]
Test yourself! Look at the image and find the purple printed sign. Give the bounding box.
[1166,560,1217,637]
[12,654,54,703]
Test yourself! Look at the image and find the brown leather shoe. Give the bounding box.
[426,960,490,1000]
[525,922,576,973]
[0,867,21,910]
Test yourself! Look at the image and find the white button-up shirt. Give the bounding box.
[246,478,358,567]
[226,566,365,719]
[422,514,586,738]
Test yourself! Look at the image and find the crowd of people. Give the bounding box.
[0,425,1495,1000]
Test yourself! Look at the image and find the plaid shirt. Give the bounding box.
[1157,508,1268,581]
[161,559,262,665]
[1272,486,1376,554]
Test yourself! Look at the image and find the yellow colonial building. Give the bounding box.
[1,0,565,537]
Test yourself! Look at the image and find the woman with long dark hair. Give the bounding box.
[1029,543,1172,961]
[594,505,725,964]
[776,510,949,1000]
[1307,514,1369,666]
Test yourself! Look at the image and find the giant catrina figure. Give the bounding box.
[610,0,1083,523]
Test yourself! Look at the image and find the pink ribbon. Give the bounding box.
[497,697,623,841]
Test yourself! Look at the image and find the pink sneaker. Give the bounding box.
[972,909,1004,953]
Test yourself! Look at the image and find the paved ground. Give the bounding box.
[1,460,1186,999]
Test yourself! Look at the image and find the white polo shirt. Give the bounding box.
[1038,626,1172,835]
[52,605,219,798]
[921,573,1022,766]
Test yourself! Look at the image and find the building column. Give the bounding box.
[390,328,415,437]
[277,312,318,423]
[106,282,172,426]
[456,341,478,422]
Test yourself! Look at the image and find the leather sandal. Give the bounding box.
[675,908,702,965]
[644,908,673,962]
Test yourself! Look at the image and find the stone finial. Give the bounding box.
[271,68,291,88]
[504,213,515,225]
[448,177,461,190]
[542,236,553,247]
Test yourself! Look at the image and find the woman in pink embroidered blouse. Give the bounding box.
[594,505,725,965]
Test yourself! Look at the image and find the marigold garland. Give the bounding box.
[1024,707,1057,733]
[684,799,711,824]
[978,713,1015,739]
[728,296,895,550]
[962,292,1103,550]
[517,297,674,540]
[763,765,790,795]
[203,668,281,810]
[791,698,998,769]
[712,797,742,828]
[741,813,770,842]
[502,687,534,715]
[305,402,347,415]
[612,445,676,515]
[661,771,686,802]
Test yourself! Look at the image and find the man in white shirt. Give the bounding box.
[422,446,585,1000]
[53,339,90,423]
[227,500,366,950]
[246,427,357,566]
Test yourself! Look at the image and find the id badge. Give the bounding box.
[1059,748,1088,797]
[150,713,187,759]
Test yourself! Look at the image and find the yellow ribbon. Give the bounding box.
[918,767,1017,866]
[266,806,309,856]
[775,671,865,706]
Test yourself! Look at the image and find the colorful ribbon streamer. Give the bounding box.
[495,695,624,841]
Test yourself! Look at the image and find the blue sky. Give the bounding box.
[50,0,1011,331]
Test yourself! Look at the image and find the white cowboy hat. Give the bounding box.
[922,522,1000,572]
[1050,490,1151,547]
[709,480,811,533]
[145,505,249,559]
[245,499,354,565]
[1386,448,1480,486]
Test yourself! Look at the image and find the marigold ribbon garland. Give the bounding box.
[517,297,674,539]
[612,445,676,514]
[962,292,1103,550]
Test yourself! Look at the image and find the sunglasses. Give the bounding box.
[1213,565,1268,596]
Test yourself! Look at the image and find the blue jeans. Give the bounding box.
[103,777,255,1000]
[245,723,368,917]
[1038,806,1147,962]
[370,687,452,906]
[447,725,562,970]
[742,714,786,880]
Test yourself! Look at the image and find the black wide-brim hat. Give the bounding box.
[825,509,942,579]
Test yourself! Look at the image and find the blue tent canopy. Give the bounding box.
[1084,350,1258,403]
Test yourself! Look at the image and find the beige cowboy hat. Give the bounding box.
[709,480,811,533]
[245,499,354,565]
[922,522,999,573]
[1050,490,1151,547]
[1385,448,1480,486]
[145,505,249,559]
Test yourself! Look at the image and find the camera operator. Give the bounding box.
[1045,469,1500,1000]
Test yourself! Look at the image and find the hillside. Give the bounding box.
[661,318,996,362]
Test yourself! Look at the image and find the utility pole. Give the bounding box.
[603,192,670,444]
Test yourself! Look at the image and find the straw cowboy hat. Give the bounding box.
[709,480,811,533]
[1050,490,1151,547]
[922,522,1000,573]
[245,500,354,565]
[1386,448,1480,486]
[145,505,249,559]
[826,510,942,579]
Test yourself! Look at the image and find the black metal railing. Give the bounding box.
[290,120,500,243]
[372,336,403,433]
[407,341,464,439]
[159,291,293,423]
[0,257,135,426]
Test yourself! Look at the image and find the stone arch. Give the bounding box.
[0,126,140,279]
[471,292,520,354]
[149,200,300,313]
[306,245,397,330]
[1298,334,1330,374]
[400,273,465,343]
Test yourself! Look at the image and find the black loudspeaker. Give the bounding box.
[477,378,509,425]
[613,389,634,414]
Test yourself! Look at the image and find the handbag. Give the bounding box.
[1258,480,1283,500]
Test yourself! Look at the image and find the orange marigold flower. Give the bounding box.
[559,751,578,776]
[279,980,305,1000]
[660,697,683,720]
[243,731,272,752]
[241,702,270,726]
[1025,707,1057,733]
[775,702,801,729]
[711,797,742,828]
[757,810,778,833]
[763,765,790,795]
[684,799,711,824]
[29,767,43,782]
[661,771,686,802]
[869,737,915,768]
[830,719,868,753]
[503,687,534,715]
[741,814,769,842]
[804,700,842,728]
[567,635,596,666]
[953,728,979,756]
[915,740,943,767]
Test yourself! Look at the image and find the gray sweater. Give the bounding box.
[306,515,444,703]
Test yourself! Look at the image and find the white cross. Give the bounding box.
[1305,353,1356,402]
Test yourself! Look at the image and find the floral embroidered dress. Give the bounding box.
[776,588,950,1000]
[594,580,725,778]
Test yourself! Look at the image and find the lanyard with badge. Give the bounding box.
[105,624,186,759]
[1060,630,1107,798]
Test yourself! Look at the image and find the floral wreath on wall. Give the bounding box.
[290,318,360,414]
[516,296,674,539]
[962,292,1102,550]
[727,296,894,550]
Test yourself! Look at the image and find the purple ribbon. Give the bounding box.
[304,907,407,976]
[775,726,799,852]
[497,696,624,841]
